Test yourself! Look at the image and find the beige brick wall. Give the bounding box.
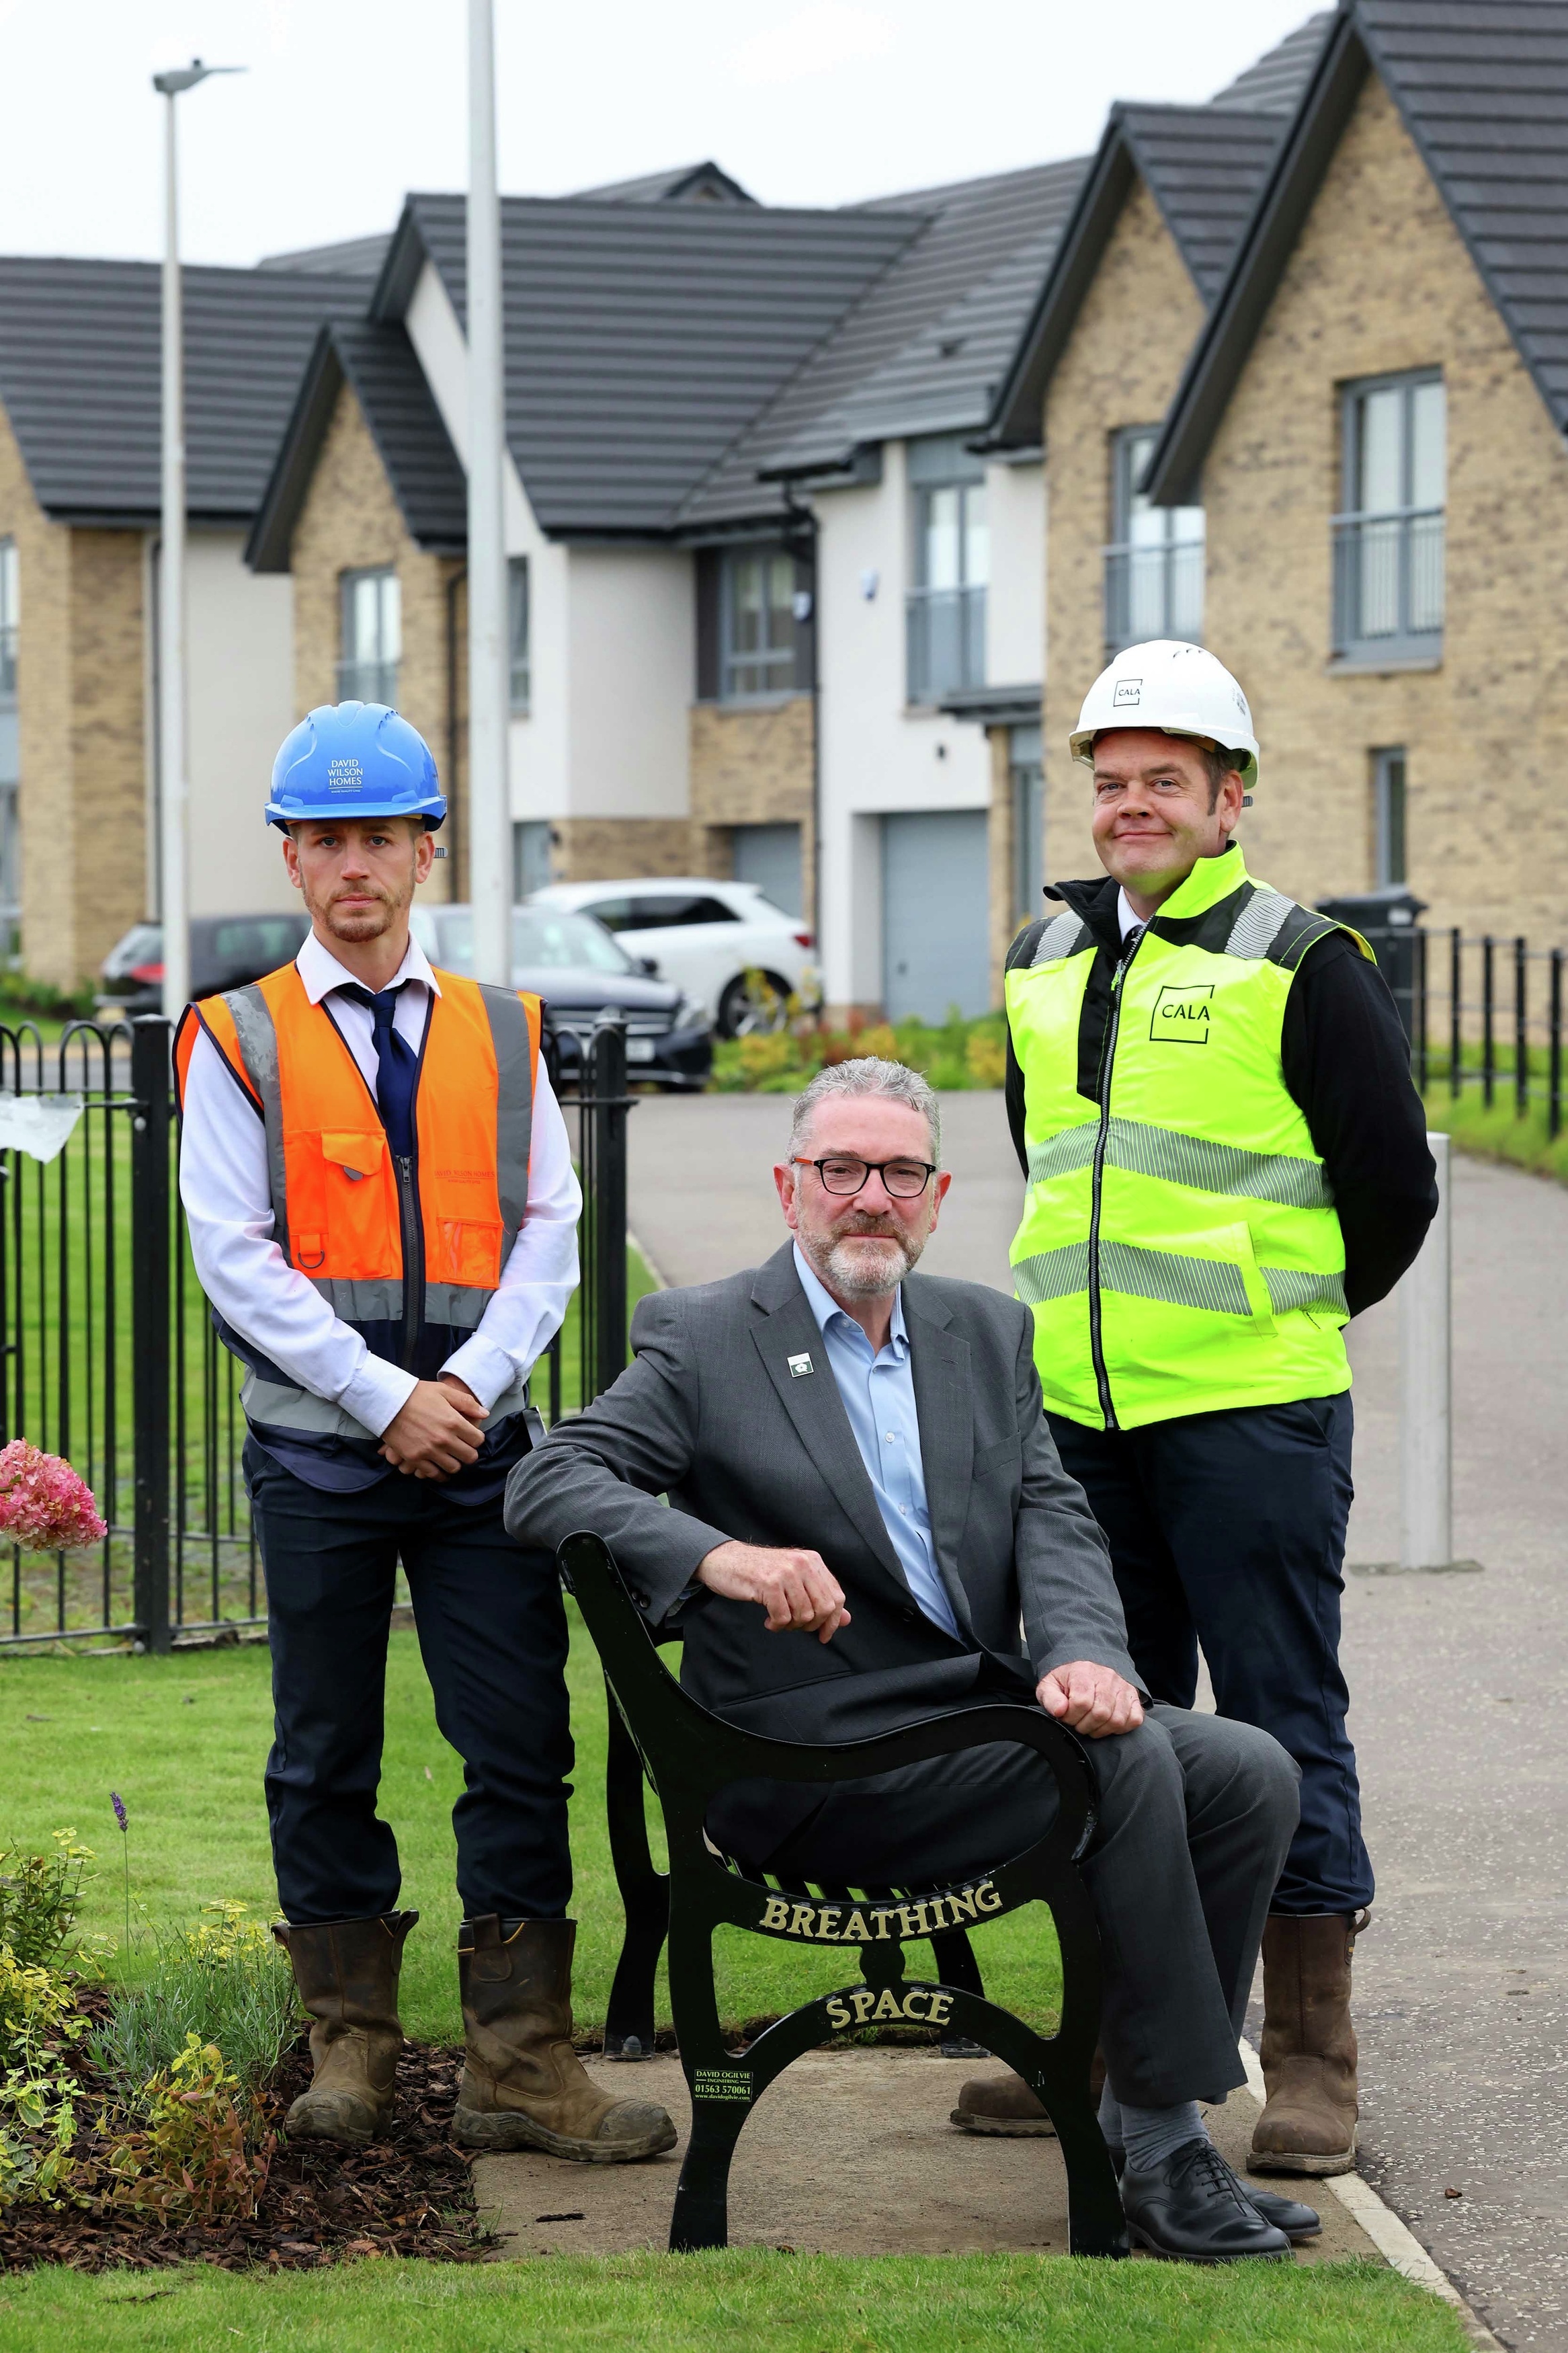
[987,722,1018,1006]
[0,405,149,988]
[1199,75,1568,941]
[1042,178,1205,891]
[289,378,463,903]
[548,818,698,883]
[689,694,815,929]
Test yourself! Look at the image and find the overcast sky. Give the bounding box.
[0,0,1320,268]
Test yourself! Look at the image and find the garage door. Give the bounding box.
[882,809,990,1023]
[732,822,802,917]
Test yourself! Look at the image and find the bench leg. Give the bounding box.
[602,1681,669,2058]
[929,1926,987,2057]
[668,2102,749,2251]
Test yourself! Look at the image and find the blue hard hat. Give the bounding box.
[265,701,447,830]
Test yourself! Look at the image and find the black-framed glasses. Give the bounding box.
[791,1154,939,1199]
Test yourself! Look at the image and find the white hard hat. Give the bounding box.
[1069,640,1260,789]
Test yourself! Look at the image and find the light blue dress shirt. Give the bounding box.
[791,1242,960,1638]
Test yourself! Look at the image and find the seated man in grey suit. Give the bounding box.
[505,1057,1312,2263]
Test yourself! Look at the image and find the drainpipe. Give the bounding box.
[784,485,821,1023]
[446,564,466,902]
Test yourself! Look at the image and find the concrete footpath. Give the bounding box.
[626,1092,1567,2348]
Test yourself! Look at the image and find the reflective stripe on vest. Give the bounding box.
[1005,850,1369,1433]
[175,962,541,1445]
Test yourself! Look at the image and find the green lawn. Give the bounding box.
[0,2254,1469,2353]
[0,1618,1061,2043]
[1423,1084,1568,1187]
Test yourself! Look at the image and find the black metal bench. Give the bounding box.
[563,1530,1127,2257]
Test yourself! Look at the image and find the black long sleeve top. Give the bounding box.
[1003,876,1438,1318]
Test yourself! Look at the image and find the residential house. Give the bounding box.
[0,258,367,986]
[993,0,1568,945]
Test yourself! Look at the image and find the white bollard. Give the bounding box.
[1399,1132,1451,1570]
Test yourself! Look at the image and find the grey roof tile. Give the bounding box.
[390,193,921,537]
[1147,0,1568,501]
[259,233,393,276]
[0,256,365,524]
[1211,9,1338,109]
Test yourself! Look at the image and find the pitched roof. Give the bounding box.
[370,192,921,539]
[985,22,1334,449]
[0,257,366,527]
[568,161,757,205]
[1146,0,1568,504]
[247,320,467,571]
[685,11,1334,514]
[678,159,1089,524]
[259,232,394,277]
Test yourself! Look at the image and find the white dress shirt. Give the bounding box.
[179,928,581,1438]
[791,1242,961,1638]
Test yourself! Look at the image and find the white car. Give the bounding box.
[527,877,817,1037]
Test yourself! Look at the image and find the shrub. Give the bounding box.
[89,1901,298,2107]
[0,1829,95,1970]
[102,2033,274,2223]
[0,1944,88,2209]
[965,1028,1007,1088]
[0,970,96,1024]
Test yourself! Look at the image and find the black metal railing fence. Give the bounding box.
[1388,926,1567,1140]
[0,1013,632,1653]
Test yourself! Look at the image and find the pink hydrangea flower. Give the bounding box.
[0,1440,108,1552]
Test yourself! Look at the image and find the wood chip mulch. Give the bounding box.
[0,2030,491,2274]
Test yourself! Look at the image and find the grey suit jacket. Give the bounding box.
[506,1242,1137,1775]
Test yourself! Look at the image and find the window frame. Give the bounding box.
[1333,369,1445,664]
[1372,746,1408,887]
[1102,426,1205,658]
[718,543,802,705]
[0,538,17,705]
[508,556,530,715]
[337,565,402,705]
[905,437,989,704]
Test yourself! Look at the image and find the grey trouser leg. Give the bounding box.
[755,1702,1300,2110]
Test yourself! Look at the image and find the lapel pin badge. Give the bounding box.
[787,1352,815,1379]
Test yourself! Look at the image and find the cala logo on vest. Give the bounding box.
[1150,982,1214,1044]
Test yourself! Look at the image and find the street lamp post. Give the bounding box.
[467,0,511,987]
[151,58,241,1025]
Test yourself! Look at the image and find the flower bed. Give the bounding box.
[711,1011,1007,1095]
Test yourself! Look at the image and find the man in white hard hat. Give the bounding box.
[971,641,1436,2181]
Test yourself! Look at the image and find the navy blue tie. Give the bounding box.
[341,984,418,1158]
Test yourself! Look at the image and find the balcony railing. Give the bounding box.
[1103,540,1204,658]
[335,657,401,707]
[906,584,986,704]
[1331,508,1444,659]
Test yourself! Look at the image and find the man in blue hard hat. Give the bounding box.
[175,702,675,2166]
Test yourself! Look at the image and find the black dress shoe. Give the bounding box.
[1120,2137,1292,2262]
[1108,2143,1320,2241]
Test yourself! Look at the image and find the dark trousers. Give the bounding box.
[1050,1396,1372,1917]
[755,1704,1299,2109]
[246,1441,573,1925]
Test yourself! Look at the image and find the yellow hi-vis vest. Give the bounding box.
[1006,847,1372,1432]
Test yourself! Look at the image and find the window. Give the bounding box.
[1373,747,1407,886]
[1104,428,1204,656]
[583,893,740,934]
[337,567,401,704]
[722,547,800,700]
[512,818,551,901]
[1333,374,1444,661]
[1009,723,1043,921]
[0,541,18,955]
[509,557,530,713]
[907,436,987,702]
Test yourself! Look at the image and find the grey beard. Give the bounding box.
[821,1228,919,1298]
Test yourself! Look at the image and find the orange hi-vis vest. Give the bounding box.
[174,962,542,1449]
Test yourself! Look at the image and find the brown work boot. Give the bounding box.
[272,1911,417,2145]
[1249,1911,1368,2177]
[451,1916,677,2162]
[951,2050,1105,2137]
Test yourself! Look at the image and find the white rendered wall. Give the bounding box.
[185,530,297,915]
[814,443,987,1008]
[985,458,1044,690]
[567,545,694,817]
[404,259,571,827]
